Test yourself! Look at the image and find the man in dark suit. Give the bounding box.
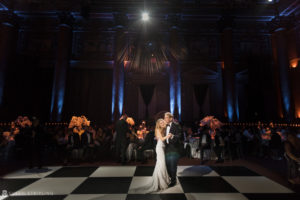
[115,114,129,165]
[137,130,155,163]
[164,112,182,187]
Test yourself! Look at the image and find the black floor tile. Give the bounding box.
[211,166,260,176]
[0,179,39,195]
[134,166,154,176]
[244,193,300,200]
[3,195,67,200]
[126,194,187,200]
[179,176,238,193]
[72,177,132,194]
[46,167,98,177]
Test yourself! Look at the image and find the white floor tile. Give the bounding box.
[177,166,220,177]
[128,177,183,194]
[1,166,62,179]
[64,194,127,200]
[222,176,294,193]
[90,166,136,177]
[185,193,248,200]
[11,177,87,196]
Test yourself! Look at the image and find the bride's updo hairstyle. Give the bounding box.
[155,118,166,137]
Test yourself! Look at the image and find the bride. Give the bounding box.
[130,118,173,193]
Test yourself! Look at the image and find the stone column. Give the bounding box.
[112,27,125,121]
[216,62,224,120]
[221,27,236,122]
[287,26,300,118]
[169,27,181,121]
[271,28,294,120]
[50,23,72,121]
[0,22,17,107]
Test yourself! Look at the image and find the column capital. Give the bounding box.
[218,15,235,32]
[0,11,18,27]
[57,12,74,28]
[113,12,128,29]
[167,14,181,30]
[268,15,296,33]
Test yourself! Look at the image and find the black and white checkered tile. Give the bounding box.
[0,165,298,200]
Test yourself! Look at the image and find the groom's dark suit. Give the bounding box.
[165,122,182,185]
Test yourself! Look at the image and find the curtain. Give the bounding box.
[1,55,53,121]
[140,84,155,119]
[63,69,113,125]
[193,84,208,118]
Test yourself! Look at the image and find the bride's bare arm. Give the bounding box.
[156,130,171,141]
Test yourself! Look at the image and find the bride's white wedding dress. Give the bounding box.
[131,138,170,193]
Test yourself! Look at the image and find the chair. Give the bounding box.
[143,149,155,160]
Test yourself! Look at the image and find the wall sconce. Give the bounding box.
[290,58,300,68]
[297,110,300,118]
[124,60,129,68]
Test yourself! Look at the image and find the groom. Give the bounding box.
[164,112,182,187]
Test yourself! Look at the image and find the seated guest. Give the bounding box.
[183,127,193,158]
[270,128,283,160]
[56,129,68,165]
[30,117,45,169]
[83,126,95,162]
[1,131,15,161]
[137,128,155,164]
[67,126,86,162]
[94,127,104,159]
[126,126,139,162]
[197,124,211,164]
[285,132,300,184]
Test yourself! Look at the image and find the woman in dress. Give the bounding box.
[130,118,172,193]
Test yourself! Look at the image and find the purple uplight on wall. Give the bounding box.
[227,102,234,122]
[177,66,181,121]
[168,62,175,114]
[111,75,116,121]
[118,63,124,116]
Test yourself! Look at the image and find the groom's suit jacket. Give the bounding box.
[165,122,183,154]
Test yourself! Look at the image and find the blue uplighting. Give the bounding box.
[283,95,290,115]
[177,68,181,121]
[170,71,175,115]
[111,70,116,121]
[235,98,240,121]
[118,63,125,116]
[0,3,8,11]
[118,76,124,116]
[57,89,65,121]
[227,102,234,122]
[50,82,65,121]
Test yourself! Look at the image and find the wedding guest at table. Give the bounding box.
[285,131,300,184]
[197,124,211,164]
[83,126,95,162]
[115,114,129,165]
[29,117,46,169]
[56,128,69,165]
[137,127,155,164]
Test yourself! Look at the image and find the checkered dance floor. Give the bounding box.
[0,165,298,200]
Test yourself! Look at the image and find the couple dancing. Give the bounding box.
[132,112,182,193]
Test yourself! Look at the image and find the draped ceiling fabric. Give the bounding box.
[193,84,209,118]
[140,84,155,119]
[63,69,113,125]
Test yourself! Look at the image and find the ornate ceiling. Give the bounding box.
[0,0,299,20]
